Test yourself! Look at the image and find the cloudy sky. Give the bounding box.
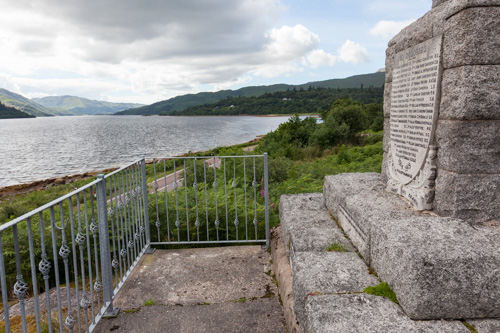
[0,0,431,105]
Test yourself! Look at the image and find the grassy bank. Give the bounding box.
[0,139,260,224]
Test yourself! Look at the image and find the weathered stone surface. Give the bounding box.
[389,0,500,53]
[112,246,275,309]
[280,209,335,256]
[434,169,500,223]
[324,173,382,217]
[279,193,333,257]
[381,151,389,185]
[385,47,395,82]
[292,252,378,331]
[324,173,412,263]
[279,193,325,213]
[443,0,500,19]
[270,226,300,333]
[436,120,500,174]
[433,0,451,8]
[432,2,448,36]
[468,319,500,333]
[382,118,390,152]
[371,216,500,319]
[388,14,433,53]
[304,294,469,333]
[94,299,286,333]
[383,82,391,117]
[443,6,500,68]
[289,226,354,255]
[440,65,500,120]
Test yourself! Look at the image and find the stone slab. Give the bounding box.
[289,226,354,255]
[434,169,500,223]
[439,65,500,120]
[94,299,286,333]
[371,216,500,319]
[435,119,500,174]
[324,173,412,263]
[324,172,382,217]
[291,252,378,330]
[279,193,325,213]
[388,0,500,54]
[304,294,469,333]
[443,6,500,68]
[111,246,276,309]
[468,319,500,333]
[279,196,335,257]
[270,226,300,333]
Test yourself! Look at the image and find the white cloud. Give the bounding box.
[369,19,415,39]
[266,24,320,61]
[0,0,348,104]
[338,40,369,65]
[304,49,336,68]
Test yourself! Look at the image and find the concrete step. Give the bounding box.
[93,246,286,333]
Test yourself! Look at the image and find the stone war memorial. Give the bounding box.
[275,0,500,331]
[330,0,500,322]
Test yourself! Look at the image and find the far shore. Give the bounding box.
[0,137,263,197]
[156,113,319,117]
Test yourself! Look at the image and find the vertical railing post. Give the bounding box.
[141,157,152,251]
[96,174,120,316]
[263,153,270,250]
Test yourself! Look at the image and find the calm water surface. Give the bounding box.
[0,115,291,187]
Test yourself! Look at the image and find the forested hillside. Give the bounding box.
[0,102,36,119]
[168,86,383,116]
[0,89,56,117]
[116,71,385,116]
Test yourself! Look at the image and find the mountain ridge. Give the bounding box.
[0,88,58,117]
[115,71,385,116]
[33,95,144,115]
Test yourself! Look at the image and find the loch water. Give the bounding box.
[0,115,291,187]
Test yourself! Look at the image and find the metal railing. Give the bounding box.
[0,154,269,332]
[149,154,269,247]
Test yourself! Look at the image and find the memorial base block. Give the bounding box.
[324,173,500,320]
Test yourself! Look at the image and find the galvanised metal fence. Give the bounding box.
[0,159,148,333]
[0,154,269,332]
[149,154,269,248]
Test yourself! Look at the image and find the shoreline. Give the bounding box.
[0,137,263,197]
[158,113,319,118]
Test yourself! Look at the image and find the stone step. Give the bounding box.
[323,172,500,320]
[304,294,468,333]
[276,192,482,333]
[291,252,378,330]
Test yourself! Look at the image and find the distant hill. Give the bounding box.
[0,89,57,117]
[0,102,36,119]
[115,71,385,116]
[33,95,144,115]
[171,86,384,116]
